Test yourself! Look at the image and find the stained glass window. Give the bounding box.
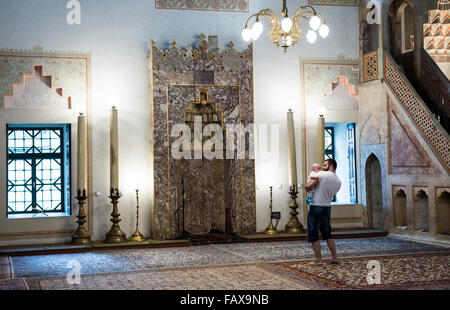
[7,125,71,216]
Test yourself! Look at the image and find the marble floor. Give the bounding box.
[1,237,449,290]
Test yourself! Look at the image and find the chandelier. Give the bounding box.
[241,0,329,53]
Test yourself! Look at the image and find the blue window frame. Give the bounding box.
[7,124,71,216]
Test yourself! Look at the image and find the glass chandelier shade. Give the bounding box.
[241,0,329,53]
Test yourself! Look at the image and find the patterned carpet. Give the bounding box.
[267,253,450,290]
[0,256,12,280]
[26,264,308,290]
[11,245,251,278]
[212,237,450,262]
[2,237,449,290]
[0,279,27,290]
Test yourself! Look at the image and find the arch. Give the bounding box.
[388,0,417,57]
[413,188,429,232]
[393,188,408,228]
[365,153,384,229]
[436,190,450,234]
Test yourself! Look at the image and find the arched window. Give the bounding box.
[388,0,416,56]
[399,3,415,53]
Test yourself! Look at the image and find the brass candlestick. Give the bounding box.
[104,188,127,243]
[264,186,277,235]
[285,185,304,234]
[128,189,145,242]
[72,189,92,245]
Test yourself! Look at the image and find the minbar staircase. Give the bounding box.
[383,52,450,173]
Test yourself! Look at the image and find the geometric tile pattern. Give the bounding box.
[384,53,450,173]
[363,51,378,82]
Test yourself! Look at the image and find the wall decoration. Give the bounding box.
[299,55,359,171]
[0,45,88,111]
[0,45,92,239]
[155,0,249,12]
[308,0,359,6]
[149,34,255,240]
[388,99,440,174]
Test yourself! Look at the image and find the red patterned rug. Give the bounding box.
[0,279,27,290]
[267,253,450,289]
[0,256,12,280]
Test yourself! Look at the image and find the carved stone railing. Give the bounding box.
[384,52,450,173]
[363,51,378,82]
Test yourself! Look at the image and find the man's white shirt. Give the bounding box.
[310,171,341,207]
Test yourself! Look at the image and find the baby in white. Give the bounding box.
[305,163,321,205]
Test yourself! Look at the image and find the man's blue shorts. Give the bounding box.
[307,205,332,243]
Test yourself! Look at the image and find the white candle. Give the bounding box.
[317,115,325,164]
[77,113,87,192]
[110,107,119,190]
[287,110,298,186]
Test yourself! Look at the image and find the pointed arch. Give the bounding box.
[365,153,384,229]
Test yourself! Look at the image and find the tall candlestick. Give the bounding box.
[264,186,277,235]
[77,113,87,192]
[128,189,145,242]
[105,106,126,243]
[285,109,303,234]
[110,107,119,191]
[287,110,298,186]
[72,112,91,245]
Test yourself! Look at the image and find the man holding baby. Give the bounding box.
[305,158,341,264]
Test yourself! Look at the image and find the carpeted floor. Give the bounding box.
[266,253,450,290]
[26,264,309,290]
[10,245,252,278]
[2,237,449,290]
[211,237,450,262]
[0,257,12,280]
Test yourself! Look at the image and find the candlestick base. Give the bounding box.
[105,188,127,244]
[285,185,305,234]
[264,223,277,235]
[128,230,146,242]
[72,189,92,245]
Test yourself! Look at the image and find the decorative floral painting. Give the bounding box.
[155,0,249,12]
[308,0,359,6]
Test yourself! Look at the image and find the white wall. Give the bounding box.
[0,0,359,242]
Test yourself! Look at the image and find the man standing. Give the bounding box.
[305,159,341,264]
